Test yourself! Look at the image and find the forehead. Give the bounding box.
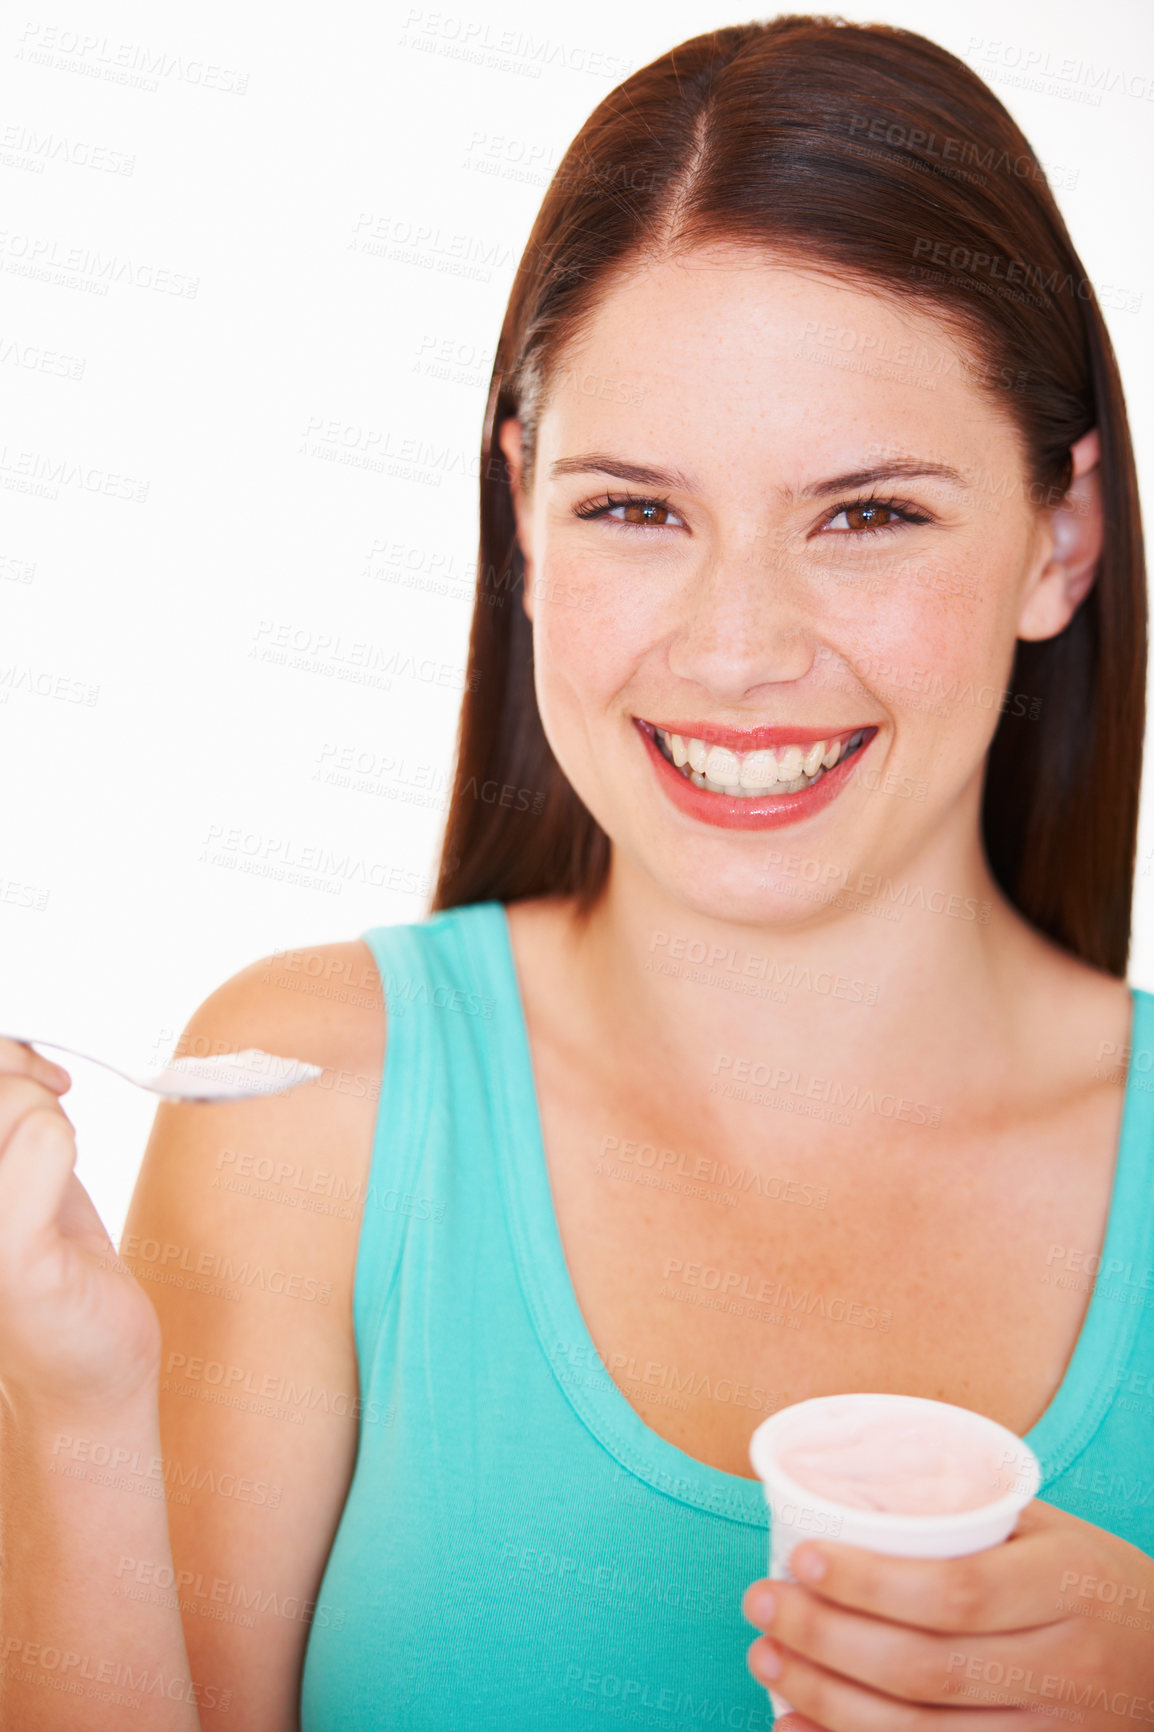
[539,244,1023,485]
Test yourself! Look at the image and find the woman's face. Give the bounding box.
[499,245,1097,925]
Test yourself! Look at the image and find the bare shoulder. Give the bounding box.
[124,937,390,1338]
[165,937,387,1254]
[182,937,387,1090]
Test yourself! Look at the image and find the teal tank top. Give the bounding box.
[300,900,1154,1729]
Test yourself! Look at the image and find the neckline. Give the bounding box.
[480,900,1150,1520]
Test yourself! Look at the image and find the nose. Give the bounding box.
[665,526,820,701]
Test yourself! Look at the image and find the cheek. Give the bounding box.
[531,545,664,698]
[527,578,628,759]
[820,545,1023,723]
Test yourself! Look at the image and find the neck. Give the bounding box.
[566,797,1054,1127]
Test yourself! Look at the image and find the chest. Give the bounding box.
[529,1040,1122,1479]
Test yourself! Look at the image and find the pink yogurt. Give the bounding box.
[776,1405,1012,1515]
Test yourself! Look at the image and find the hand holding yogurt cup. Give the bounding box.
[746,1394,1039,1717]
[743,1395,1154,1728]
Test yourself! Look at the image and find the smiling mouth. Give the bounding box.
[641,722,873,797]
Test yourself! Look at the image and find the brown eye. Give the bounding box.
[843,502,896,531]
[821,496,930,537]
[573,493,685,530]
[619,500,672,526]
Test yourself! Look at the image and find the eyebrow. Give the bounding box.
[549,453,696,491]
[548,452,967,497]
[794,460,967,499]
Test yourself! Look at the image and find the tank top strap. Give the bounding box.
[352,899,511,1360]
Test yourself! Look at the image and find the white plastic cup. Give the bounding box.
[748,1393,1042,1718]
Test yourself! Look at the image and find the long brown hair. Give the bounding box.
[431,14,1146,976]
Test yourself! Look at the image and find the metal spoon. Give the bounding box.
[0,1033,323,1102]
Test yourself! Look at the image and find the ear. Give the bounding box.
[1016,429,1103,642]
[496,415,535,622]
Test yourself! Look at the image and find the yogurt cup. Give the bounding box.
[748,1393,1041,1718]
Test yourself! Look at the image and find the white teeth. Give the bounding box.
[703,745,742,786]
[775,744,804,781]
[653,724,867,797]
[739,749,778,789]
[803,740,826,777]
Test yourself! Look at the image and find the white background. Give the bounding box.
[2,0,1152,1243]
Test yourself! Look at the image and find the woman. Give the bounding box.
[2,14,1151,1731]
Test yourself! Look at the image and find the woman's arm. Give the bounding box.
[119,939,385,1731]
[2,1381,203,1731]
[0,940,385,1732]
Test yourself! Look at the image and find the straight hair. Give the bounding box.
[431,14,1146,976]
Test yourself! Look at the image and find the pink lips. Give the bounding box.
[633,717,876,832]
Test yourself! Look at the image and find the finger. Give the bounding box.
[0,1037,71,1092]
[779,1514,1085,1632]
[746,1578,1070,1704]
[749,1637,1053,1730]
[0,1106,80,1250]
[0,1075,74,1150]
